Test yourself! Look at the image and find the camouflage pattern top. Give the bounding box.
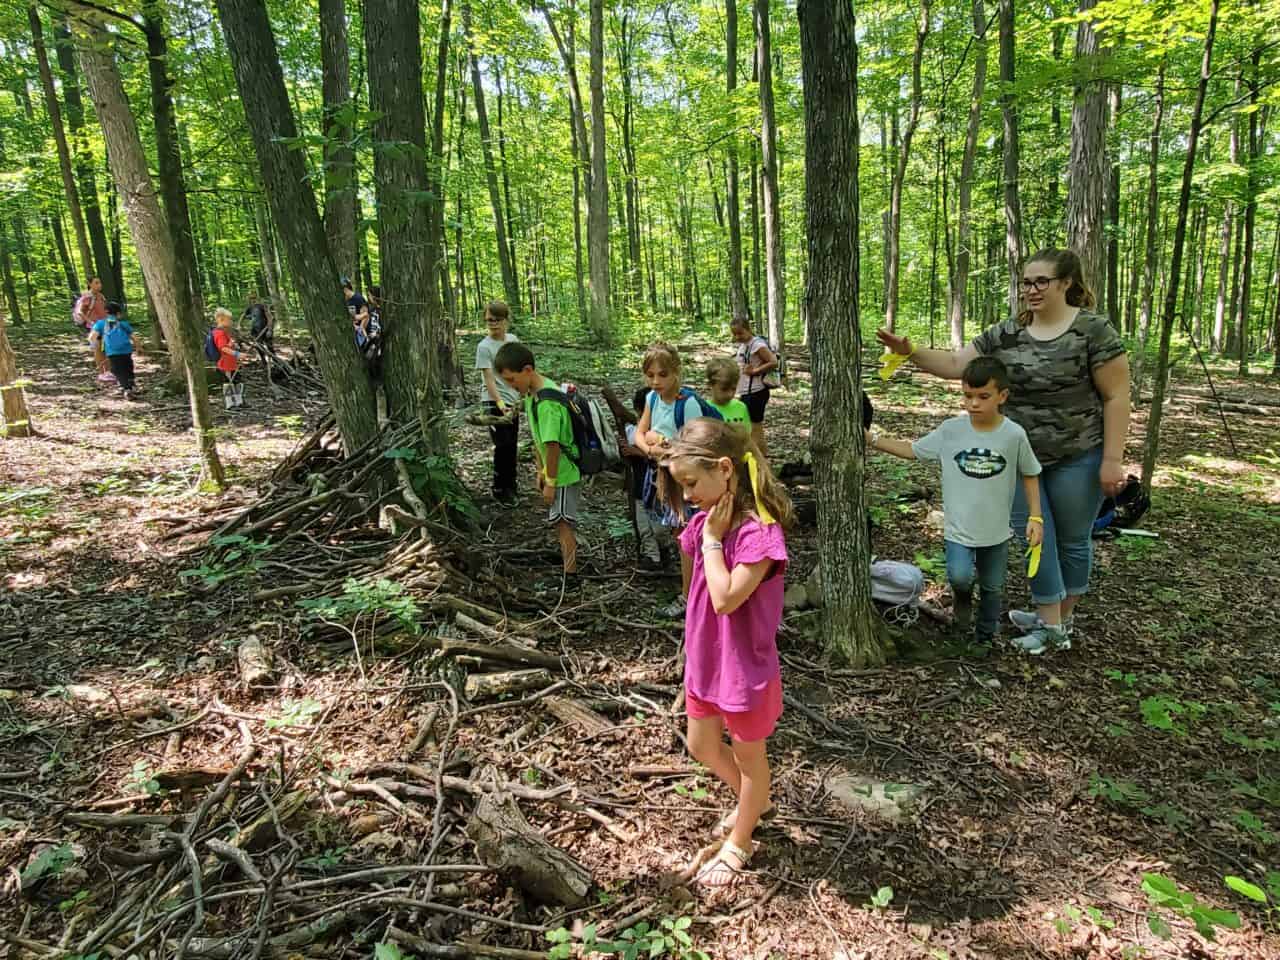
[971,311,1125,466]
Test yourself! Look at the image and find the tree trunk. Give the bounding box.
[586,0,610,340]
[462,3,520,312]
[997,0,1023,317]
[569,100,588,324]
[49,211,79,297]
[797,0,881,667]
[883,0,930,334]
[76,20,224,487]
[366,0,447,450]
[1105,84,1121,327]
[254,187,290,333]
[53,17,117,302]
[725,0,750,324]
[1064,0,1109,291]
[429,0,461,391]
[750,140,761,317]
[949,0,986,348]
[618,14,643,306]
[1235,51,1261,377]
[319,0,357,281]
[29,7,94,286]
[494,64,521,303]
[0,307,32,437]
[1131,61,1165,398]
[756,0,784,349]
[1140,0,1217,494]
[215,0,378,453]
[1192,202,1209,344]
[0,225,22,326]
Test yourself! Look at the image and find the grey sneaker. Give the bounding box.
[1008,610,1075,635]
[660,596,687,619]
[1009,625,1072,655]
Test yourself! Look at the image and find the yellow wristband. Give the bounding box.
[1028,516,1044,524]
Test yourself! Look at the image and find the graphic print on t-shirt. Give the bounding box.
[953,448,1008,480]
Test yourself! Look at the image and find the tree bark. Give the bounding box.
[366,0,447,451]
[429,0,461,390]
[253,186,290,333]
[49,211,79,297]
[0,225,22,326]
[319,0,358,282]
[798,0,882,666]
[997,0,1023,317]
[76,20,224,486]
[725,0,750,324]
[1064,0,1109,294]
[1105,83,1121,327]
[948,0,986,348]
[29,7,93,287]
[883,0,930,334]
[1131,61,1165,398]
[0,307,32,437]
[586,0,610,340]
[462,3,520,312]
[756,0,784,349]
[1234,50,1261,376]
[1140,0,1217,493]
[215,0,377,453]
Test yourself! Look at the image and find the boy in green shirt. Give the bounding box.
[494,343,580,576]
[706,357,751,429]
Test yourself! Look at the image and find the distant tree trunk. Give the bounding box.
[756,0,784,348]
[29,7,93,286]
[428,0,461,390]
[0,225,22,325]
[253,187,290,331]
[216,0,378,453]
[1131,61,1164,398]
[725,0,750,323]
[1192,203,1209,344]
[319,0,357,281]
[1048,23,1064,212]
[1142,0,1216,491]
[54,16,117,302]
[949,0,986,348]
[1124,197,1143,335]
[587,0,610,339]
[463,3,520,311]
[750,139,761,317]
[494,64,521,300]
[997,0,1023,316]
[0,307,32,437]
[617,14,643,306]
[1105,84,1121,327]
[76,20,224,486]
[883,0,930,334]
[1064,0,1108,293]
[569,102,588,324]
[798,0,880,667]
[1235,51,1261,377]
[366,0,446,450]
[49,211,79,297]
[1226,211,1244,355]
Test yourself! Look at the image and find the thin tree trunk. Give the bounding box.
[750,139,761,318]
[1131,61,1165,398]
[494,63,520,300]
[254,187,289,331]
[0,307,32,437]
[756,0,784,348]
[319,0,357,281]
[949,0,986,348]
[1235,50,1261,376]
[29,7,93,285]
[798,0,880,666]
[570,102,588,324]
[1192,202,1209,344]
[1226,211,1244,355]
[49,210,79,297]
[216,0,377,453]
[76,20,224,486]
[1125,197,1143,335]
[884,0,930,333]
[725,0,750,323]
[429,0,461,388]
[618,14,642,306]
[0,224,22,325]
[997,0,1023,316]
[587,0,610,339]
[1213,202,1233,352]
[1106,84,1121,327]
[1064,0,1109,295]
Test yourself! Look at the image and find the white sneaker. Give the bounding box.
[660,596,687,619]
[1009,610,1074,635]
[1009,625,1071,655]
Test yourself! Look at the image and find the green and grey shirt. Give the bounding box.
[971,311,1125,466]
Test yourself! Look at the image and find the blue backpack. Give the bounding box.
[203,329,221,362]
[102,318,132,354]
[646,386,723,432]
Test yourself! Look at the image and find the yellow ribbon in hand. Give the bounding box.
[743,451,776,525]
[878,348,914,381]
[1026,543,1042,579]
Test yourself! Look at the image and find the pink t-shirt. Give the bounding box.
[679,512,787,712]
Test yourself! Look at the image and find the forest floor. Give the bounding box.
[2,316,1279,960]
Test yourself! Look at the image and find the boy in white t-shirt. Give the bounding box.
[868,357,1044,646]
[474,301,520,503]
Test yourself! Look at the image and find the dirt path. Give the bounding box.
[2,318,1278,959]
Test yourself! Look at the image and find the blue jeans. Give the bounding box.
[1011,445,1104,605]
[944,539,1008,639]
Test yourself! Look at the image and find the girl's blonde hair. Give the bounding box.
[706,356,738,391]
[214,307,233,323]
[1016,248,1096,326]
[659,418,794,530]
[642,341,681,374]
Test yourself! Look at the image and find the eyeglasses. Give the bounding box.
[1018,276,1059,292]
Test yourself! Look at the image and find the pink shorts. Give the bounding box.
[685,678,783,743]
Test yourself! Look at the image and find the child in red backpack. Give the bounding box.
[212,308,244,409]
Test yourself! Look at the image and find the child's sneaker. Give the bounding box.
[1008,610,1074,635]
[660,595,687,619]
[1009,624,1071,655]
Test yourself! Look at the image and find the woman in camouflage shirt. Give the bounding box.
[877,248,1130,655]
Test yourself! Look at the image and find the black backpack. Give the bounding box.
[203,329,221,362]
[532,386,607,476]
[1093,475,1150,537]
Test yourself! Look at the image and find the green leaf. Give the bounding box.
[374,944,406,960]
[1147,914,1173,939]
[1224,875,1268,903]
[1141,872,1183,904]
[20,843,76,888]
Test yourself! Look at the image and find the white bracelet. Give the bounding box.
[702,540,723,552]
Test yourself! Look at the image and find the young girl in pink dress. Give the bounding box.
[660,418,793,887]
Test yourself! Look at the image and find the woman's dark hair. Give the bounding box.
[1017,248,1096,326]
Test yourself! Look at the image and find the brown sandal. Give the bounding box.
[694,839,751,888]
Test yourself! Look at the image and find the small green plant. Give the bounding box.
[299,578,422,632]
[1233,810,1278,847]
[867,885,894,909]
[181,534,274,587]
[1139,695,1205,735]
[545,917,707,960]
[19,843,76,889]
[913,550,946,579]
[58,889,91,913]
[1089,773,1151,807]
[374,944,410,960]
[673,776,709,801]
[300,846,348,869]
[265,698,324,729]
[1104,668,1138,687]
[385,447,478,523]
[1141,872,1241,942]
[1053,904,1115,937]
[124,760,163,796]
[1225,872,1280,930]
[521,766,543,786]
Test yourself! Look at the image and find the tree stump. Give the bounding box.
[463,669,552,701]
[465,792,591,906]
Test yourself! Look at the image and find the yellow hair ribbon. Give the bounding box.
[743,451,777,525]
[1026,542,1042,579]
[878,348,914,381]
